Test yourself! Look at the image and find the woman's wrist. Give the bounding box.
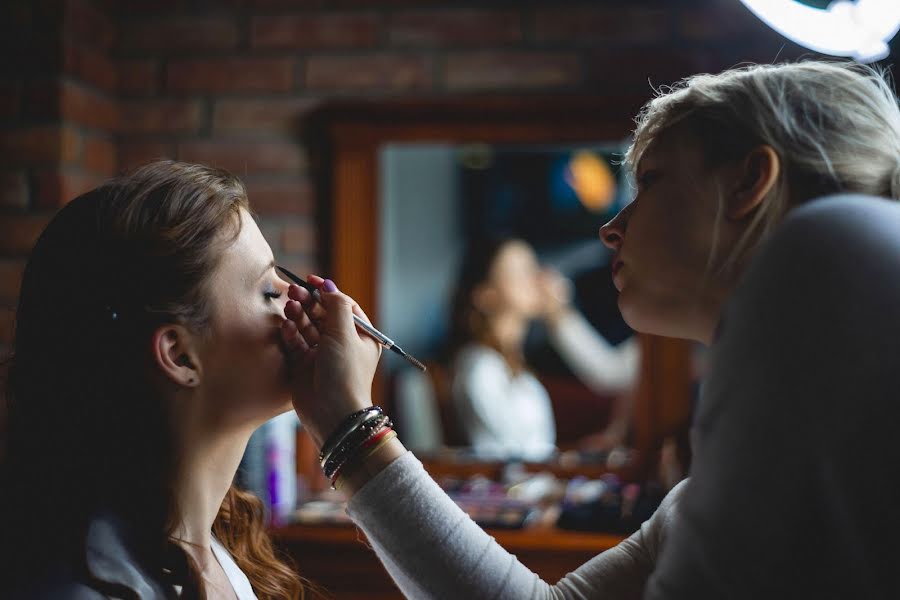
[336,437,406,496]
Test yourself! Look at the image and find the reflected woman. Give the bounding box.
[447,237,639,460]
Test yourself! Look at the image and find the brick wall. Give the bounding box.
[0,0,821,360]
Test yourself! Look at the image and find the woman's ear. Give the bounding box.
[151,325,202,388]
[726,145,781,220]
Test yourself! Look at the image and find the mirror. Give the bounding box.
[379,142,639,460]
[303,96,694,484]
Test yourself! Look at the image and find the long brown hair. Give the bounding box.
[1,160,303,599]
[447,236,526,373]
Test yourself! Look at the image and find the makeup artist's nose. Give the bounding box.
[600,205,629,252]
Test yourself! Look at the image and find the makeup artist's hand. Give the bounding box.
[280,276,382,448]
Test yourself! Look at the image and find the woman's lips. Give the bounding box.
[611,260,624,291]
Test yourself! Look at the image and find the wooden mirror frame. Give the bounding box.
[305,95,694,479]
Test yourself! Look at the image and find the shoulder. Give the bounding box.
[755,194,900,285]
[454,344,508,376]
[729,194,900,331]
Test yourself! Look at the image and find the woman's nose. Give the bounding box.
[599,206,629,251]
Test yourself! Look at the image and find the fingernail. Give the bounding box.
[323,279,338,293]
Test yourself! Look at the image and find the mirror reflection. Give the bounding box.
[379,142,640,462]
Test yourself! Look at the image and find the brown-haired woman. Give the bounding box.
[1,161,304,598]
[447,236,639,459]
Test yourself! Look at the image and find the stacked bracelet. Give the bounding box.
[318,406,383,468]
[318,406,397,488]
[332,428,398,491]
[322,413,391,480]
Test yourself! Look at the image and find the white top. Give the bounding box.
[453,344,557,460]
[452,312,639,460]
[211,536,258,600]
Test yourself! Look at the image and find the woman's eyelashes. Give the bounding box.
[263,288,282,301]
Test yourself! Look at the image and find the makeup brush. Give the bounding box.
[276,266,426,372]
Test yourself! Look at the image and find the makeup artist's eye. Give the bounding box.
[263,289,282,301]
[637,170,660,190]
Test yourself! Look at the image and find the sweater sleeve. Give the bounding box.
[346,452,686,600]
[646,196,900,599]
[548,312,639,394]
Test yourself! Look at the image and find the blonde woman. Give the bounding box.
[293,61,900,598]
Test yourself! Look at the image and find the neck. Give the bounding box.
[171,414,254,568]
[691,280,732,346]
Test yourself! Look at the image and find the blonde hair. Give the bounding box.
[626,60,900,276]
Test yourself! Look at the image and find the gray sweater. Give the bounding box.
[349,195,900,599]
[348,452,685,599]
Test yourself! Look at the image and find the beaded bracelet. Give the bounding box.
[322,413,392,480]
[318,406,383,468]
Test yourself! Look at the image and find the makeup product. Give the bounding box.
[276,265,426,372]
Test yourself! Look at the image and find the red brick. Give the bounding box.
[445,52,582,91]
[62,39,118,93]
[0,126,82,167]
[0,83,20,119]
[0,259,26,306]
[119,141,175,172]
[25,80,119,132]
[535,8,671,44]
[389,9,521,46]
[119,99,204,135]
[677,2,773,42]
[105,0,182,14]
[82,135,117,175]
[168,58,294,93]
[586,47,708,90]
[177,140,306,175]
[63,0,116,50]
[0,215,52,257]
[0,172,29,210]
[61,81,119,131]
[120,16,238,52]
[119,58,160,96]
[245,177,313,216]
[281,219,315,254]
[32,169,102,208]
[306,54,431,91]
[212,98,319,135]
[251,13,379,49]
[253,0,443,6]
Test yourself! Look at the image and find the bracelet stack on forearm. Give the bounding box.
[318,406,395,489]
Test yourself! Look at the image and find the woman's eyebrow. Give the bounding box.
[257,258,276,281]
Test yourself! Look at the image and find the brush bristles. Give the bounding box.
[392,346,426,372]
